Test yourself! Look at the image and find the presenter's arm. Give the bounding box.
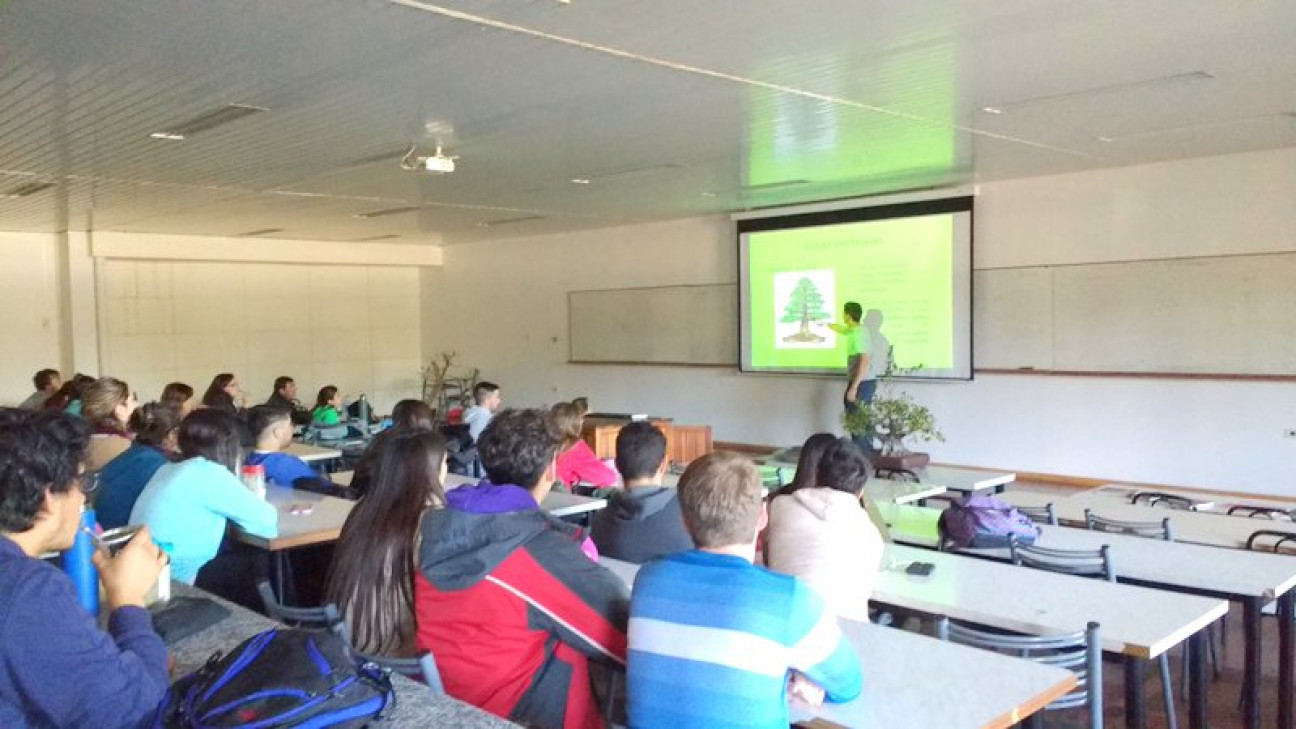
[822,321,849,335]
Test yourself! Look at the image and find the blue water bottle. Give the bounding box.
[62,508,100,616]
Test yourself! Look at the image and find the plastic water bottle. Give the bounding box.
[241,464,267,499]
[62,508,100,616]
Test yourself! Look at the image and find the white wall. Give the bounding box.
[0,233,64,405]
[421,148,1296,495]
[99,258,423,413]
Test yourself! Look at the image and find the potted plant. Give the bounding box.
[840,355,944,470]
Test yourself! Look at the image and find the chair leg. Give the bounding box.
[1159,653,1178,729]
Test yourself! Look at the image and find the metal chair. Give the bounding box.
[1009,538,1177,729]
[1246,529,1296,554]
[936,616,1103,729]
[1129,491,1196,510]
[1229,505,1295,520]
[255,579,346,635]
[1017,503,1058,526]
[877,468,920,483]
[355,651,445,693]
[1084,510,1174,541]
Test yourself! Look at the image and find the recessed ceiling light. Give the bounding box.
[570,178,591,185]
[700,192,717,198]
[981,107,1003,115]
[1095,136,1114,143]
[149,132,185,141]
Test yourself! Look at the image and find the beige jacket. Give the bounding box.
[86,434,131,472]
[765,488,884,622]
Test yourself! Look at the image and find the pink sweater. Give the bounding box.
[555,441,619,488]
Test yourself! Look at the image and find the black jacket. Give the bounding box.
[264,392,312,426]
[591,486,694,564]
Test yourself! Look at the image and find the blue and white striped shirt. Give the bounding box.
[627,550,862,728]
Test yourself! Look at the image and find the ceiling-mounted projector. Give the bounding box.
[400,144,457,174]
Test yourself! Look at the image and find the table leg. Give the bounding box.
[1125,655,1147,729]
[1280,592,1294,729]
[1187,630,1207,729]
[1243,597,1262,729]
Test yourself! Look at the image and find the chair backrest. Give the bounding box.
[1129,491,1195,510]
[1017,503,1058,526]
[256,579,346,636]
[1229,505,1294,520]
[355,651,444,694]
[877,468,919,483]
[936,616,1103,729]
[1245,529,1296,555]
[1010,537,1115,582]
[1084,509,1173,541]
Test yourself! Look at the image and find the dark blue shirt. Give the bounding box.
[244,451,318,487]
[96,443,170,530]
[0,536,169,727]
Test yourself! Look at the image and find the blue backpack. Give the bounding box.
[153,628,394,728]
[938,494,1041,550]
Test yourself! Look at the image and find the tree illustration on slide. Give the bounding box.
[780,277,830,343]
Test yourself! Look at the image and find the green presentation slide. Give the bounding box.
[745,213,955,372]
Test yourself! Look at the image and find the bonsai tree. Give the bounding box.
[779,277,831,343]
[840,350,944,457]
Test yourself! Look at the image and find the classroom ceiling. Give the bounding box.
[0,0,1292,245]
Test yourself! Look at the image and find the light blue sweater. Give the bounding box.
[130,458,279,584]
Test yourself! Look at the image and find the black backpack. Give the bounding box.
[153,628,394,728]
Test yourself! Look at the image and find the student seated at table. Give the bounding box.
[18,368,60,410]
[264,375,312,426]
[627,452,862,728]
[160,381,196,417]
[461,381,500,442]
[201,373,244,415]
[82,377,140,473]
[130,409,278,585]
[0,408,171,728]
[552,400,618,489]
[244,405,322,487]
[767,432,838,501]
[415,408,629,729]
[591,422,692,563]
[311,385,345,426]
[348,399,435,498]
[327,430,447,657]
[97,402,181,530]
[764,439,884,622]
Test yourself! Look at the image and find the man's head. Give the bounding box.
[33,369,61,394]
[615,422,667,485]
[246,405,294,450]
[843,302,863,324]
[814,438,871,497]
[676,452,765,551]
[0,408,91,552]
[478,408,561,496]
[273,376,298,401]
[473,382,502,411]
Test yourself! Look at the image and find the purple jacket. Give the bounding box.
[447,480,600,560]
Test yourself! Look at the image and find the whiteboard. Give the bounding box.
[569,284,737,366]
[975,253,1296,376]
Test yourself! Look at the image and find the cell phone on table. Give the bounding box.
[905,561,935,577]
[287,502,314,516]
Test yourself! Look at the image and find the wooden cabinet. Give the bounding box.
[581,417,712,468]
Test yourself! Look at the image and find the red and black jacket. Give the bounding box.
[415,483,629,729]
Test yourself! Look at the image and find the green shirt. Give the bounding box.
[312,406,340,425]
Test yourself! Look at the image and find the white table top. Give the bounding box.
[238,479,606,549]
[911,466,1016,493]
[599,558,1075,729]
[957,521,1296,601]
[1003,488,1294,550]
[876,544,1228,659]
[285,442,343,462]
[865,479,946,505]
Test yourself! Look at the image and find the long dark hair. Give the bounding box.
[177,409,244,473]
[770,432,839,500]
[327,430,447,655]
[44,373,94,411]
[202,374,237,413]
[161,382,194,410]
[314,385,338,409]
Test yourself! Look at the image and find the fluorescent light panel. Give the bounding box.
[150,103,268,139]
[1,181,56,198]
[355,205,420,219]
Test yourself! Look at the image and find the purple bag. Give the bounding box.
[938,494,1041,550]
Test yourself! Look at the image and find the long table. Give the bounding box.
[598,558,1075,729]
[1002,489,1296,729]
[875,544,1227,729]
[167,583,514,727]
[285,442,344,463]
